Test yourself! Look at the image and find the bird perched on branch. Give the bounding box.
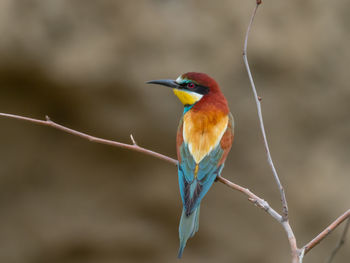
[147,72,234,258]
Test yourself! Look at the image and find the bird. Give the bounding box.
[147,72,234,258]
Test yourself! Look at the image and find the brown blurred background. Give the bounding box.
[0,0,349,262]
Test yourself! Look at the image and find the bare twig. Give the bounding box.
[217,176,282,222]
[130,134,137,145]
[327,217,350,263]
[1,114,348,262]
[0,111,283,220]
[242,1,350,262]
[0,2,348,261]
[242,1,298,262]
[303,209,350,255]
[0,112,177,165]
[243,0,288,221]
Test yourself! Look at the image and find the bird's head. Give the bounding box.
[147,72,220,106]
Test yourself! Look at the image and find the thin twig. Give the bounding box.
[217,176,282,222]
[327,217,350,263]
[0,114,348,262]
[303,209,350,255]
[243,0,288,221]
[0,2,348,261]
[130,134,137,145]
[242,2,298,262]
[0,111,282,219]
[0,112,177,165]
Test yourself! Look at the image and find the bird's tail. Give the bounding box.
[177,206,200,258]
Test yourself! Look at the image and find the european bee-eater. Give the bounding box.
[147,72,234,258]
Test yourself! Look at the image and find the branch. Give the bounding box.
[243,0,288,221]
[242,2,350,263]
[2,118,347,260]
[0,112,177,165]
[0,111,283,220]
[302,209,350,255]
[1,2,348,262]
[217,176,282,222]
[243,1,298,262]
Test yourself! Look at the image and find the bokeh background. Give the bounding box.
[0,0,349,262]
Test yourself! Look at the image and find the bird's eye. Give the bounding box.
[187,83,195,89]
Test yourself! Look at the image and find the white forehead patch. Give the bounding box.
[176,75,183,84]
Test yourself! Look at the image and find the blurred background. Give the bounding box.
[0,0,349,262]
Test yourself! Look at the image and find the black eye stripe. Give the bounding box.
[194,85,209,95]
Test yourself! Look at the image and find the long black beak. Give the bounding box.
[146,79,180,89]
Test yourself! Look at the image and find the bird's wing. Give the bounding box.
[177,113,234,215]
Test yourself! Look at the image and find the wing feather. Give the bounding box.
[177,113,234,215]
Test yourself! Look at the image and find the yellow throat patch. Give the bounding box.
[173,89,203,105]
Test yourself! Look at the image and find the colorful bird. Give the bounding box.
[147,72,234,258]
